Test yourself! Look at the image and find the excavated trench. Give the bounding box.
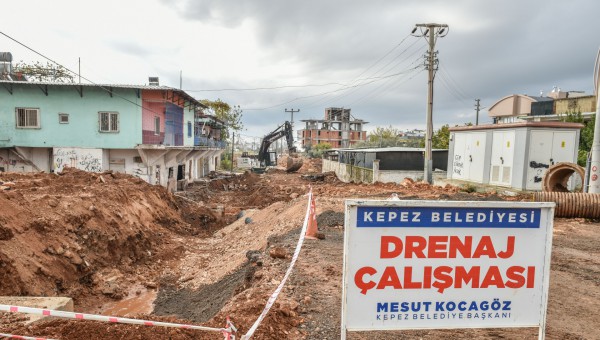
[153,263,254,323]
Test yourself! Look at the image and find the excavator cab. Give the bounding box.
[255,121,303,173]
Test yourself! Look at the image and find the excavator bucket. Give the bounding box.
[286,156,303,173]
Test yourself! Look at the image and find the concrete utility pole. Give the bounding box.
[589,48,600,193]
[475,99,481,126]
[412,23,448,184]
[286,108,300,150]
[285,108,300,130]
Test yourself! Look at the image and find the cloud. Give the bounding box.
[109,40,153,57]
[6,0,600,139]
[167,0,600,138]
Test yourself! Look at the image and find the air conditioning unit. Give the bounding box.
[148,77,159,86]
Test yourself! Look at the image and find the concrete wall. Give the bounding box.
[107,149,150,182]
[53,147,103,173]
[324,158,430,184]
[0,86,142,148]
[0,148,50,172]
[378,170,423,183]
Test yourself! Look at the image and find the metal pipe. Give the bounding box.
[533,192,600,218]
[542,162,585,192]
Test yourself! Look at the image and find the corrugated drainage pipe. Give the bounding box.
[533,192,600,218]
[542,162,585,192]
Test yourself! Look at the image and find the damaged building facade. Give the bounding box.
[298,107,367,149]
[0,80,225,191]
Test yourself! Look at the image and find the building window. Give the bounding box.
[187,121,192,138]
[16,108,40,128]
[99,112,119,132]
[154,116,160,135]
[59,113,69,124]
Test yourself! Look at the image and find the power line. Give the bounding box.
[244,69,422,111]
[347,63,425,107]
[344,33,413,87]
[437,71,471,107]
[438,62,471,101]
[0,31,169,117]
[323,44,428,109]
[184,82,348,92]
[301,38,427,109]
[344,53,426,107]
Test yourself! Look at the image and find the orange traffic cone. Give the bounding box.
[305,193,319,239]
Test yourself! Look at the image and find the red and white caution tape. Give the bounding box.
[223,316,237,340]
[241,189,314,339]
[0,333,57,340]
[0,305,231,334]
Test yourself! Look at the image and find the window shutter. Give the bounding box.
[111,113,119,131]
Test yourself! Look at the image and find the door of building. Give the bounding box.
[489,130,515,186]
[526,130,577,190]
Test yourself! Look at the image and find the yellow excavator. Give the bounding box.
[255,121,303,173]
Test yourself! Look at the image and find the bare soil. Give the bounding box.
[0,159,598,339]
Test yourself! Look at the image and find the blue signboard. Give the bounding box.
[357,206,541,229]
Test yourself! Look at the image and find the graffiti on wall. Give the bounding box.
[132,164,149,181]
[0,156,15,166]
[0,155,29,172]
[453,155,464,176]
[529,161,549,183]
[54,148,103,173]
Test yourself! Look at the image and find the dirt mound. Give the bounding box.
[317,210,344,227]
[0,169,205,307]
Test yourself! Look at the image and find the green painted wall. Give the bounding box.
[0,84,142,148]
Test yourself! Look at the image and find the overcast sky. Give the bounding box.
[2,0,600,143]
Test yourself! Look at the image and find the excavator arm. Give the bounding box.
[257,121,301,171]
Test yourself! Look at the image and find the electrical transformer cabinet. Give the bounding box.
[448,122,582,191]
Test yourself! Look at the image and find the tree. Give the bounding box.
[354,126,410,148]
[307,142,332,158]
[431,123,474,149]
[200,99,243,139]
[432,124,450,149]
[13,60,74,83]
[368,126,402,144]
[201,99,243,168]
[561,111,595,166]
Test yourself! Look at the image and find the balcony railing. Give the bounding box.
[195,136,226,149]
